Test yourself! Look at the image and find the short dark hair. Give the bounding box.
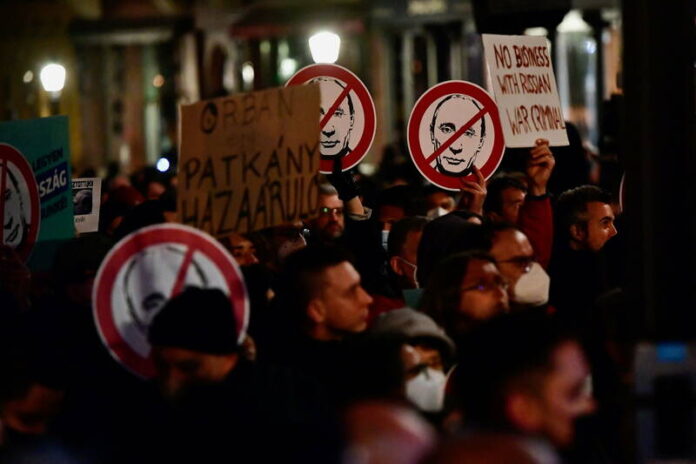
[456,312,578,429]
[377,185,425,218]
[483,172,528,217]
[555,185,612,236]
[481,221,523,248]
[419,251,496,333]
[277,244,354,327]
[387,216,429,258]
[416,212,489,286]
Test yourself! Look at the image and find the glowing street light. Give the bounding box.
[40,63,66,93]
[309,31,341,64]
[156,157,171,172]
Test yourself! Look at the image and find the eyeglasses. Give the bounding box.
[496,255,535,273]
[461,278,510,293]
[318,207,344,216]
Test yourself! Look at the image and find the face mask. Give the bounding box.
[406,367,447,413]
[396,256,419,288]
[426,206,449,220]
[381,230,390,251]
[513,261,550,306]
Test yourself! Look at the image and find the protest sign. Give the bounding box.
[0,116,74,269]
[73,177,101,233]
[286,64,376,174]
[178,85,321,237]
[407,80,505,191]
[482,34,569,147]
[93,223,249,378]
[0,144,41,261]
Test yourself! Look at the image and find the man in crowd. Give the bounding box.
[278,244,372,344]
[147,287,336,462]
[269,244,373,403]
[550,185,618,326]
[457,312,596,457]
[312,183,347,243]
[369,216,428,319]
[486,223,550,310]
[486,139,555,269]
[484,173,528,225]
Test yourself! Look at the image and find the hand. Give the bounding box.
[456,166,487,216]
[526,138,555,196]
[326,157,359,202]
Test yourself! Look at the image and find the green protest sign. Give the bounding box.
[0,116,74,269]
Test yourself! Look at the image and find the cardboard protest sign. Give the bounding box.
[407,80,505,191]
[73,177,101,233]
[93,224,249,378]
[482,34,569,147]
[178,85,321,236]
[0,116,74,269]
[285,64,377,174]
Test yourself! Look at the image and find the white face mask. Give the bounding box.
[513,261,550,306]
[381,230,390,251]
[406,367,447,413]
[396,256,419,288]
[426,206,449,219]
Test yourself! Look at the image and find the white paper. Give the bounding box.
[72,177,101,233]
[482,34,569,148]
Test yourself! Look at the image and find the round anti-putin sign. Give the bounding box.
[0,144,40,261]
[407,81,505,191]
[286,64,376,174]
[93,224,249,378]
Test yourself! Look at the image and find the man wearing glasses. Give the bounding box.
[486,223,550,309]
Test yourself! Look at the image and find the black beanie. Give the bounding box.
[148,287,239,354]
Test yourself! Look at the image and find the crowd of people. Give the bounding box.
[0,128,632,463]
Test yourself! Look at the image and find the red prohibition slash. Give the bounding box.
[0,144,41,262]
[93,224,249,378]
[407,81,505,192]
[286,64,376,174]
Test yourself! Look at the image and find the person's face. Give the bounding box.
[425,191,456,212]
[489,229,535,294]
[532,341,596,447]
[227,233,258,267]
[152,346,238,399]
[390,229,422,288]
[577,202,618,251]
[378,205,406,231]
[1,384,64,435]
[315,261,372,336]
[319,80,354,157]
[431,97,484,175]
[498,187,526,224]
[412,343,445,372]
[458,259,509,322]
[3,176,25,248]
[314,194,345,240]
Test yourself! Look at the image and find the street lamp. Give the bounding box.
[40,63,66,115]
[308,31,341,64]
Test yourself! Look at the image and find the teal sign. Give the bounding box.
[0,116,74,269]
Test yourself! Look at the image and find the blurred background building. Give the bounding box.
[0,0,621,177]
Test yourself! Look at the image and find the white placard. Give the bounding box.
[482,34,569,148]
[72,177,101,233]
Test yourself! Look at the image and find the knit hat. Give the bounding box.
[148,287,239,354]
[370,308,455,359]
